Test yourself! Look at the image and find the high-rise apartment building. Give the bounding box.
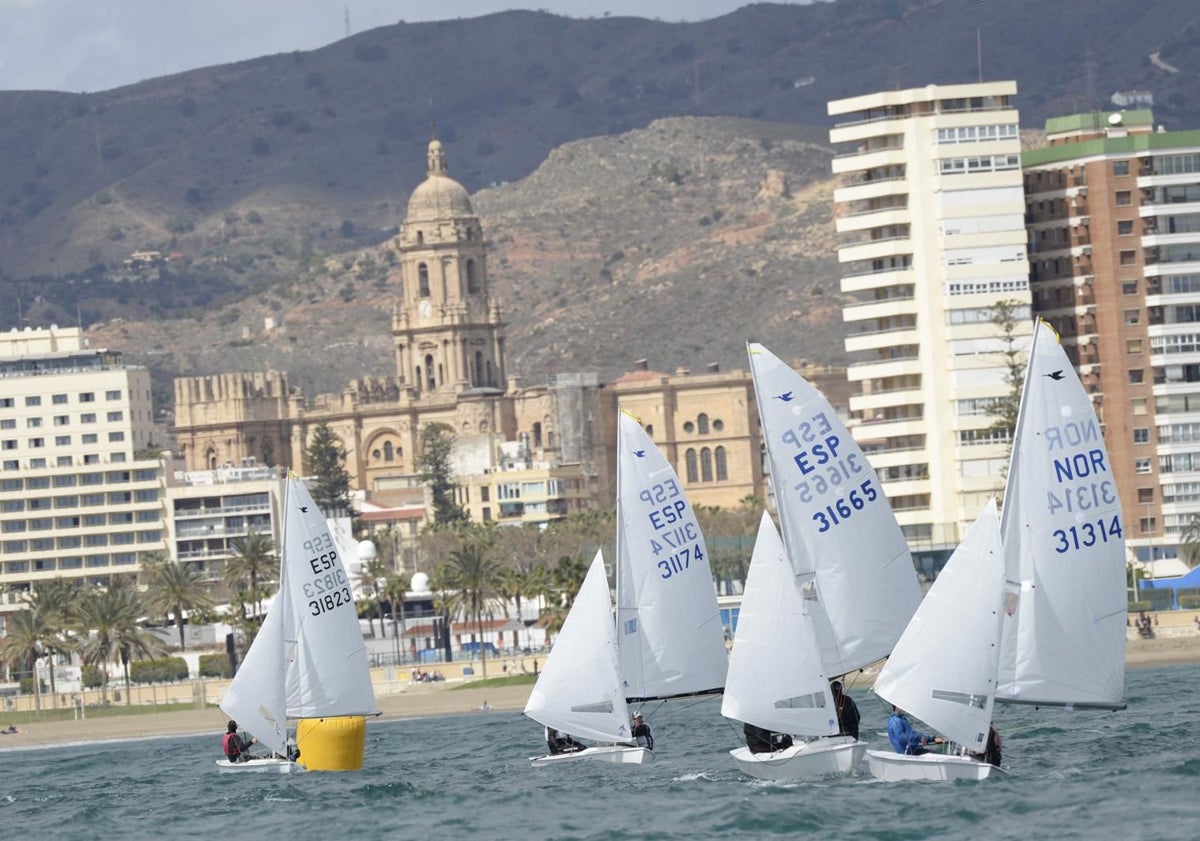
[1022,110,1200,560]
[828,82,1032,569]
[0,327,168,617]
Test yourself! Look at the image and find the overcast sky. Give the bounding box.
[0,1,814,93]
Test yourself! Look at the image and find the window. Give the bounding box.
[106,411,123,422]
[1114,160,1130,176]
[1119,250,1137,266]
[701,448,713,482]
[28,437,44,448]
[1132,398,1147,415]
[698,413,710,435]
[105,390,121,400]
[1125,309,1141,325]
[81,413,96,423]
[1,461,15,471]
[1115,190,1132,207]
[25,396,40,407]
[79,392,95,403]
[1122,281,1138,295]
[0,420,12,430]
[1129,369,1144,384]
[685,449,698,483]
[1135,458,1152,474]
[715,446,728,481]
[55,435,70,446]
[1133,428,1149,444]
[53,415,69,426]
[418,263,430,296]
[1127,339,1143,354]
[1139,517,1156,535]
[1118,220,1133,236]
[26,418,42,428]
[108,431,125,442]
[1,440,14,450]
[56,456,72,467]
[1137,487,1155,504]
[82,433,97,444]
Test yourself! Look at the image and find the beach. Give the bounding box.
[3,632,1197,752]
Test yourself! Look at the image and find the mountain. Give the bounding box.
[2,0,1199,400]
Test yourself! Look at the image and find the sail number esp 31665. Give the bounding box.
[640,478,705,580]
[779,411,877,533]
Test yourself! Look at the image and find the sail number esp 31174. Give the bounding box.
[640,478,705,580]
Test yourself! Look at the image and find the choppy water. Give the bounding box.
[3,662,1198,840]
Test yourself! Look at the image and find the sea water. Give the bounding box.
[3,662,1198,841]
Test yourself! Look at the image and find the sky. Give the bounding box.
[0,0,812,93]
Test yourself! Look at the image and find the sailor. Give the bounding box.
[886,707,942,755]
[545,727,585,755]
[222,719,258,762]
[631,711,654,750]
[831,680,860,740]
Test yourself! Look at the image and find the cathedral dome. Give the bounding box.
[406,139,474,221]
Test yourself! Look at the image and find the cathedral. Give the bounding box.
[170,139,844,521]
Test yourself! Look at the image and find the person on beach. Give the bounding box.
[887,707,942,755]
[545,727,585,755]
[631,711,654,750]
[831,680,860,740]
[222,719,258,762]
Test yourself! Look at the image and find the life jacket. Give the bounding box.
[222,732,240,761]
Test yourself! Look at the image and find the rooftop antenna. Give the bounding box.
[976,27,983,83]
[429,97,438,140]
[344,5,351,38]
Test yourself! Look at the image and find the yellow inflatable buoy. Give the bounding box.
[295,716,367,771]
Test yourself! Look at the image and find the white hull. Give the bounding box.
[215,757,305,774]
[729,736,866,780]
[529,746,653,767]
[865,749,1002,782]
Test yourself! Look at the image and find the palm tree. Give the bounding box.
[441,536,502,678]
[224,531,278,622]
[74,577,165,705]
[22,577,79,701]
[1179,515,1200,568]
[379,572,411,661]
[0,605,56,710]
[140,552,215,651]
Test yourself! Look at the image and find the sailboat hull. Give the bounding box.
[865,749,1002,782]
[529,746,654,767]
[214,757,305,774]
[729,736,866,779]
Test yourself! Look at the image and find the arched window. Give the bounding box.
[416,231,424,245]
[418,263,430,296]
[698,413,710,435]
[686,449,698,483]
[486,360,493,386]
[383,441,394,462]
[701,448,713,482]
[475,351,485,386]
[424,355,436,390]
[645,424,653,438]
[467,259,480,294]
[715,446,728,481]
[532,422,543,449]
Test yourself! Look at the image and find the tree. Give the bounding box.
[439,528,502,678]
[305,422,353,516]
[417,422,467,525]
[224,531,278,627]
[379,572,412,659]
[1179,515,1200,568]
[988,299,1029,488]
[22,578,80,701]
[74,577,165,705]
[140,552,215,651]
[0,605,55,709]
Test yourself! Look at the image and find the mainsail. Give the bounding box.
[523,551,633,744]
[615,411,728,701]
[747,342,921,677]
[996,320,1127,709]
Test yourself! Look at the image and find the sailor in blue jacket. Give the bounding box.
[887,707,942,755]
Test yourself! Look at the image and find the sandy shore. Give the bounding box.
[2,638,1197,751]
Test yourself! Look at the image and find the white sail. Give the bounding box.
[219,582,290,757]
[615,411,728,701]
[281,476,377,718]
[873,499,1005,752]
[524,551,634,744]
[721,512,837,737]
[996,320,1127,709]
[747,342,921,676]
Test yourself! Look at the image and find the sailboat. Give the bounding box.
[720,342,923,778]
[615,410,729,704]
[995,319,1127,710]
[866,498,1007,782]
[524,550,650,766]
[525,411,728,764]
[721,512,849,779]
[217,475,378,773]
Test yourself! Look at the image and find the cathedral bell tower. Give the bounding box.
[391,139,507,395]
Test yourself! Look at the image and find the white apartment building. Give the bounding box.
[0,326,168,616]
[828,81,1033,570]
